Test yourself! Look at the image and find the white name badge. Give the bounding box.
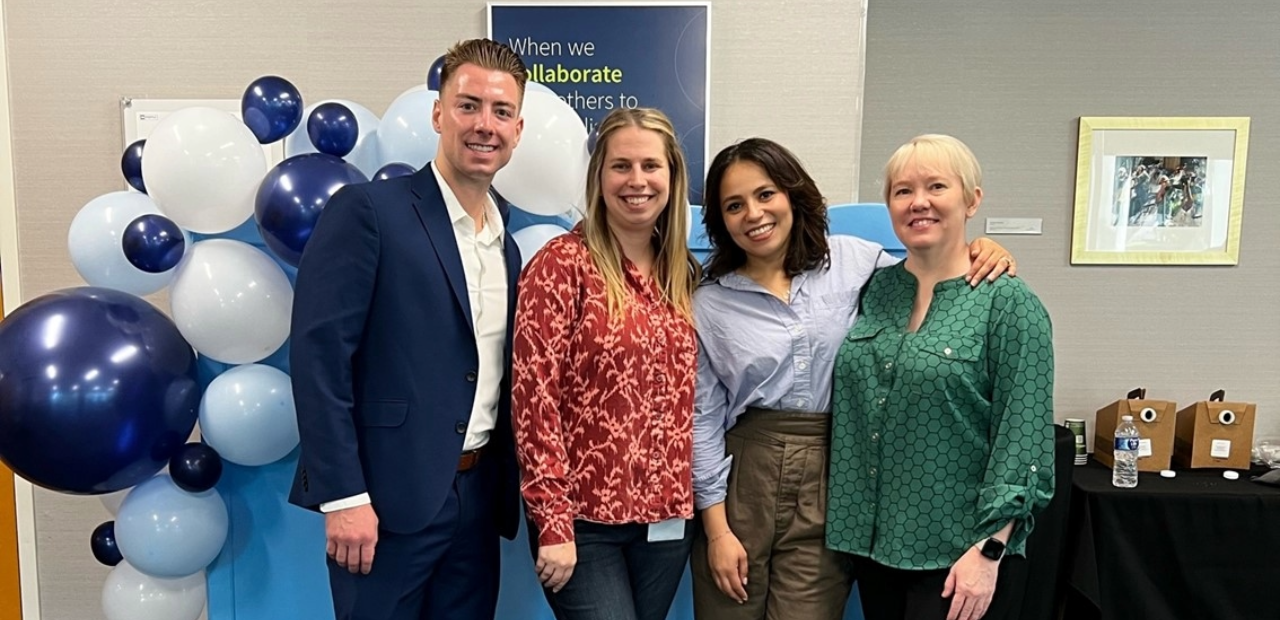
[647,518,687,542]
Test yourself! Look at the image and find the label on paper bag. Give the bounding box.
[647,518,686,542]
[1138,439,1153,458]
[1211,439,1232,459]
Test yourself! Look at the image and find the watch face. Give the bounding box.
[981,538,1005,560]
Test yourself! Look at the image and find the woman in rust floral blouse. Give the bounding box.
[512,107,702,620]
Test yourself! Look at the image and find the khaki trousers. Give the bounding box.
[692,410,854,620]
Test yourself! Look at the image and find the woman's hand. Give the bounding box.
[966,238,1016,285]
[707,530,749,603]
[535,541,577,593]
[941,545,999,620]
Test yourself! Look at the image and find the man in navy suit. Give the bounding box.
[289,39,527,619]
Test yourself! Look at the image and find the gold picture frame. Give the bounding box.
[1070,117,1250,265]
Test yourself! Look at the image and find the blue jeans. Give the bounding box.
[530,519,694,620]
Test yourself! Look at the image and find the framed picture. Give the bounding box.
[1070,117,1250,265]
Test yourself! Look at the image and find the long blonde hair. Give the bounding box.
[581,108,700,321]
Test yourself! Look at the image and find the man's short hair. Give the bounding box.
[439,39,528,97]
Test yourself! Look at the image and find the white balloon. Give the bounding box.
[67,191,185,295]
[493,90,588,216]
[512,224,570,269]
[169,239,293,364]
[284,99,383,178]
[142,107,268,234]
[525,81,557,96]
[101,562,206,620]
[199,364,299,466]
[376,85,440,170]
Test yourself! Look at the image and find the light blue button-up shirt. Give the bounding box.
[691,235,898,509]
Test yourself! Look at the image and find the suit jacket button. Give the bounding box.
[465,371,477,382]
[455,421,467,434]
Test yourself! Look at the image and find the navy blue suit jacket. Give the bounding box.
[288,166,521,539]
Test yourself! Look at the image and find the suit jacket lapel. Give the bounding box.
[409,168,474,332]
[502,231,521,352]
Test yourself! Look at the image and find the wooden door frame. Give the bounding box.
[0,1,40,617]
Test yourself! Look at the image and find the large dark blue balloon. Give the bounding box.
[91,521,123,566]
[427,55,446,91]
[254,153,369,266]
[121,139,146,194]
[169,442,223,493]
[241,75,303,144]
[0,288,200,495]
[122,214,185,273]
[374,162,416,181]
[307,102,359,158]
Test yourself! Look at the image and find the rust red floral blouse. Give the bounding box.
[512,228,695,547]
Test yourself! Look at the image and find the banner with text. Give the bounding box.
[488,2,710,204]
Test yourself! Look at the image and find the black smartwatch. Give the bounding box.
[979,538,1006,561]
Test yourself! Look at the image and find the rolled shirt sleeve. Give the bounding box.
[692,332,733,510]
[978,281,1056,554]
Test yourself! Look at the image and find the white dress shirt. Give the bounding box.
[320,163,508,513]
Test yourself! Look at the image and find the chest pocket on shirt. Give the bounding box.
[913,334,983,382]
[845,320,885,342]
[814,290,857,311]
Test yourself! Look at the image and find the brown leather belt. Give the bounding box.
[458,447,485,471]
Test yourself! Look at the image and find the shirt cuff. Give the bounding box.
[532,511,577,547]
[692,455,733,510]
[320,493,371,513]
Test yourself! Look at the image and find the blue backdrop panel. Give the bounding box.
[489,3,709,205]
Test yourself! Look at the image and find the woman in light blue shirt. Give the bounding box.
[689,138,1015,619]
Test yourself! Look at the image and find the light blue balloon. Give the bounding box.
[199,364,299,466]
[115,475,228,578]
[67,191,193,295]
[376,85,440,169]
[283,99,383,178]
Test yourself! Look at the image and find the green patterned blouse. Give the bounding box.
[826,263,1055,570]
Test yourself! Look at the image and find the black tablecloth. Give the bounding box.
[1068,459,1280,620]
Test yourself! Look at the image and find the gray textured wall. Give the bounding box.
[4,0,867,617]
[858,1,1280,445]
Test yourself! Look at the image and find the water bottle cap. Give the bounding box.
[1121,415,1134,421]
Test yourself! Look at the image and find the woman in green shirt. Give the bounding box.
[826,134,1055,620]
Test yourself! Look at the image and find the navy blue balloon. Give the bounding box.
[122,214,185,273]
[0,288,200,495]
[241,75,303,144]
[427,55,446,91]
[91,521,123,566]
[254,153,369,266]
[169,442,223,493]
[307,102,359,158]
[121,139,146,194]
[374,162,416,181]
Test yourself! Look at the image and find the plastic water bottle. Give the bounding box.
[1112,415,1140,488]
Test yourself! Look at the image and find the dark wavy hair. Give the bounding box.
[701,138,830,279]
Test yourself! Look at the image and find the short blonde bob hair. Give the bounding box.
[883,134,982,206]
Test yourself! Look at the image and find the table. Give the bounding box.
[1067,459,1280,620]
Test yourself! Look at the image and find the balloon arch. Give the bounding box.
[0,65,597,619]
